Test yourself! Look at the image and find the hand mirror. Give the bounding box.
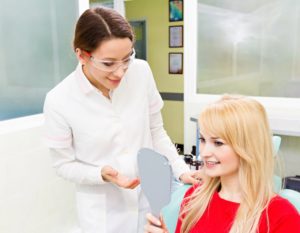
[137,148,172,217]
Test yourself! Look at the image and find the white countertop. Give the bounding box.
[0,114,44,135]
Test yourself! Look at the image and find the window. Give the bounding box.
[90,0,113,8]
[196,0,300,97]
[184,0,300,144]
[0,0,78,120]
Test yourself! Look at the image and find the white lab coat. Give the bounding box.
[44,60,189,233]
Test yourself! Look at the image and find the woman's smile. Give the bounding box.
[205,160,221,169]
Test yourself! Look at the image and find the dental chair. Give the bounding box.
[271,136,300,211]
[162,136,300,233]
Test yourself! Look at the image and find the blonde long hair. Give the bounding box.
[180,95,275,233]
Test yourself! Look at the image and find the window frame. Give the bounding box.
[184,0,300,138]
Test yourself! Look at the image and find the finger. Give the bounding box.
[190,174,201,181]
[191,176,202,185]
[127,178,140,189]
[144,224,165,233]
[115,175,139,188]
[146,213,162,227]
[180,172,198,184]
[192,171,205,184]
[101,166,119,182]
[186,171,203,184]
[159,215,167,229]
[124,179,139,189]
[184,175,199,185]
[106,167,118,177]
[145,215,168,233]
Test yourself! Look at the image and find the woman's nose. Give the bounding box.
[200,144,214,157]
[112,64,127,77]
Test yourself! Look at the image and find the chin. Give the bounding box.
[204,170,220,178]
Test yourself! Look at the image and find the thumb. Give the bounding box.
[102,166,118,177]
[107,167,118,177]
[159,215,168,232]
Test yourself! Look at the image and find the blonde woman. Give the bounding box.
[145,95,300,233]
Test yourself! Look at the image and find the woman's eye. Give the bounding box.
[122,57,131,64]
[199,137,205,143]
[214,141,224,146]
[102,62,115,67]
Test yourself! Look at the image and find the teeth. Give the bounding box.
[206,161,220,165]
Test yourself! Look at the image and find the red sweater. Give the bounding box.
[175,186,300,233]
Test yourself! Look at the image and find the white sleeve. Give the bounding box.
[43,95,105,185]
[49,147,105,185]
[43,95,72,148]
[150,111,190,180]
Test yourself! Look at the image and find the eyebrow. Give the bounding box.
[101,50,133,61]
[199,133,220,140]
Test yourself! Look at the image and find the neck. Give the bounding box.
[82,65,110,98]
[219,174,241,203]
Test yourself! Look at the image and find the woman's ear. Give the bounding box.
[75,48,86,65]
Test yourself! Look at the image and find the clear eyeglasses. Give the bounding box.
[83,49,136,73]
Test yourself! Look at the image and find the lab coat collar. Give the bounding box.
[75,63,94,95]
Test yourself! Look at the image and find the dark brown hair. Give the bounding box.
[73,7,135,52]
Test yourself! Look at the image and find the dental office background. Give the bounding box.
[0,0,300,232]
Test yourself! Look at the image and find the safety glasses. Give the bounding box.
[83,49,135,73]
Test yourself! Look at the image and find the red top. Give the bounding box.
[175,185,300,233]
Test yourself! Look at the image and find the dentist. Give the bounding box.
[43,7,198,233]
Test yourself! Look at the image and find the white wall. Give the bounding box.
[0,2,86,232]
[0,115,79,233]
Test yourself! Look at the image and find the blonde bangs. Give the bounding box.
[199,99,245,148]
[199,104,229,141]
